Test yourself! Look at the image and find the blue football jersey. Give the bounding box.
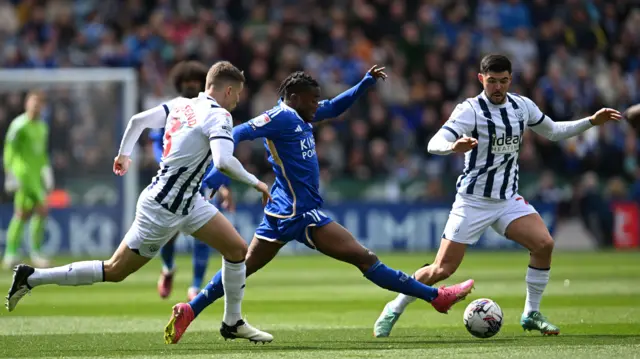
[241,103,322,217]
[201,72,379,217]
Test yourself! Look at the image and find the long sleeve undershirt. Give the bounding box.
[118,105,167,156]
[427,128,457,155]
[209,138,258,186]
[528,116,593,142]
[427,116,593,156]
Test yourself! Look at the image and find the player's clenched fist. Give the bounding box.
[589,108,622,126]
[113,155,131,176]
[451,137,478,153]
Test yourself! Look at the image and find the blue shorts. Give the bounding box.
[255,209,333,249]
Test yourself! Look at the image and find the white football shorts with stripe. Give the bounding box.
[442,193,537,245]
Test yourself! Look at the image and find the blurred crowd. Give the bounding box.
[0,0,640,212]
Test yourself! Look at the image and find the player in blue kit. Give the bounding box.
[164,66,475,344]
[149,61,234,301]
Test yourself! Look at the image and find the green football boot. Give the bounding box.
[373,303,402,338]
[521,311,560,335]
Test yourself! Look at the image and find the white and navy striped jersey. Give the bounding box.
[146,92,232,215]
[443,91,545,200]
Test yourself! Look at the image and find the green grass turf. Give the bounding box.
[0,251,638,358]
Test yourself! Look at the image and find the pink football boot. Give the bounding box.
[164,303,195,344]
[430,279,475,313]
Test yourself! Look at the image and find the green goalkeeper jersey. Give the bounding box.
[3,113,49,181]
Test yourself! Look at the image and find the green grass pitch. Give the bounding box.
[0,251,638,358]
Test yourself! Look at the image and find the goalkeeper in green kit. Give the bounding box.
[3,91,53,269]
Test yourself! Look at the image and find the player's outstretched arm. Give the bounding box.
[528,107,621,141]
[114,106,169,175]
[314,65,387,122]
[117,106,168,157]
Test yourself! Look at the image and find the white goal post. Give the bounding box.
[0,68,139,236]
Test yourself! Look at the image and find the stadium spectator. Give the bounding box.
[0,0,638,214]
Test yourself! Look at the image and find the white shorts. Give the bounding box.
[124,192,219,258]
[442,193,538,245]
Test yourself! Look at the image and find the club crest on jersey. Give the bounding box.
[491,133,521,154]
[515,109,525,121]
[249,114,271,129]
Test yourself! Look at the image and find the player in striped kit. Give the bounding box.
[6,61,273,343]
[149,60,233,301]
[374,54,622,337]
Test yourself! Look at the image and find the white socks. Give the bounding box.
[388,272,421,313]
[387,266,551,316]
[222,258,246,325]
[388,293,417,314]
[524,266,550,315]
[27,260,104,288]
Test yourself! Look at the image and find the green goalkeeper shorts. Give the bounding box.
[14,183,46,211]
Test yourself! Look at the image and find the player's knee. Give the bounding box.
[531,235,554,256]
[355,250,379,272]
[102,260,132,282]
[223,241,248,263]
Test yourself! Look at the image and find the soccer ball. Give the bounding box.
[463,298,503,338]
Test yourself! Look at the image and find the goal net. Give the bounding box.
[0,68,138,257]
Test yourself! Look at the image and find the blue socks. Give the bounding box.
[160,238,176,272]
[189,269,224,317]
[188,260,440,318]
[364,261,438,302]
[191,240,211,289]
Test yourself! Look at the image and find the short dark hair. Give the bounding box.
[170,60,208,94]
[480,54,512,74]
[277,71,319,99]
[205,61,245,89]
